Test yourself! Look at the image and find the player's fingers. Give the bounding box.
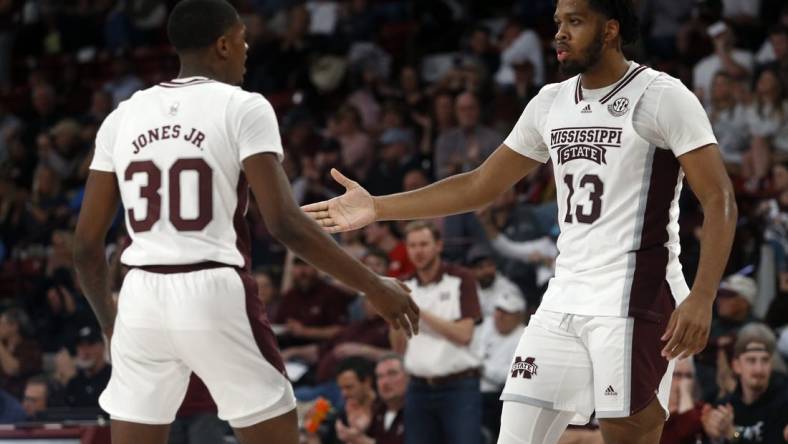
[326,225,346,234]
[662,318,686,358]
[405,303,419,336]
[301,201,328,213]
[396,280,412,293]
[330,168,358,190]
[316,217,336,228]
[661,311,678,341]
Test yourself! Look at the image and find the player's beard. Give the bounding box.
[559,29,605,77]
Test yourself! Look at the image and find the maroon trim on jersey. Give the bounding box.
[599,65,647,104]
[236,269,287,376]
[158,79,215,88]
[629,283,673,417]
[233,173,252,271]
[134,261,235,274]
[574,77,583,104]
[628,148,680,322]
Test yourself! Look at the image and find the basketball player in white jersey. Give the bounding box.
[72,1,419,443]
[303,0,737,443]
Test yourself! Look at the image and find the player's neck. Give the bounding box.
[579,52,629,90]
[177,58,228,84]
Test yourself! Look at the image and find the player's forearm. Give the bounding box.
[692,190,737,300]
[73,242,116,333]
[375,169,495,221]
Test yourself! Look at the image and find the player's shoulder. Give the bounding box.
[535,80,564,101]
[642,68,692,97]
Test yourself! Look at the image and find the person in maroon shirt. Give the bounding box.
[660,357,706,444]
[362,222,414,278]
[273,257,355,347]
[281,293,391,384]
[169,375,227,444]
[0,308,42,399]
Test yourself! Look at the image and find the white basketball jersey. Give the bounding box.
[90,77,284,268]
[539,65,690,318]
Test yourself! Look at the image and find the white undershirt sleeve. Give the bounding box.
[503,84,560,163]
[230,92,284,163]
[89,108,121,172]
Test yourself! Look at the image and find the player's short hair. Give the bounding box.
[167,0,239,52]
[585,0,640,45]
[363,247,390,267]
[404,220,442,242]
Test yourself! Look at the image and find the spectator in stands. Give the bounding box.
[693,24,754,105]
[742,67,788,184]
[23,83,62,146]
[41,119,87,186]
[495,19,544,88]
[273,257,354,347]
[328,104,373,183]
[660,358,706,444]
[707,71,750,169]
[465,244,524,319]
[434,91,501,179]
[365,128,420,197]
[254,270,279,319]
[464,26,499,79]
[21,375,48,420]
[473,291,526,442]
[64,325,110,409]
[393,221,482,444]
[702,323,788,443]
[334,354,408,444]
[0,308,42,399]
[324,357,377,444]
[0,386,26,424]
[102,58,144,108]
[756,24,788,86]
[362,222,413,278]
[0,103,21,162]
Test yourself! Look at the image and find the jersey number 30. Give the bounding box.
[563,174,603,224]
[124,159,213,232]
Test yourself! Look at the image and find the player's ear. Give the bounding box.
[604,18,620,46]
[215,34,231,60]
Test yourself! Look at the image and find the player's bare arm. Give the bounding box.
[661,144,737,360]
[73,170,121,339]
[302,144,541,233]
[243,152,419,336]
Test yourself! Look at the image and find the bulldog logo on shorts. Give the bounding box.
[510,356,538,379]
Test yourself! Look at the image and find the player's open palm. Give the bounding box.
[366,277,420,337]
[301,169,376,233]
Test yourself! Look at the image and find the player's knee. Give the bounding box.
[599,398,665,441]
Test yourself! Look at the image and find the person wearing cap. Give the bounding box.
[64,324,111,409]
[364,128,421,197]
[472,292,526,441]
[697,275,761,400]
[466,243,525,319]
[272,257,355,349]
[392,220,482,444]
[701,323,788,443]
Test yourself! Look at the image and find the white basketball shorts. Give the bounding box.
[500,307,675,425]
[99,265,296,428]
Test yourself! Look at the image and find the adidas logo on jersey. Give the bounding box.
[604,385,618,396]
[580,104,592,113]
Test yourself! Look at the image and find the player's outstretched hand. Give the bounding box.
[301,168,376,233]
[366,277,420,337]
[661,292,713,360]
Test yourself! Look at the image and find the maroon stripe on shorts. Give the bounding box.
[236,269,287,376]
[628,148,680,321]
[134,261,235,274]
[629,282,674,416]
[233,173,252,271]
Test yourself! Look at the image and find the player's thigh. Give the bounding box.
[497,401,574,444]
[100,270,191,424]
[585,315,671,422]
[169,268,296,428]
[500,310,594,424]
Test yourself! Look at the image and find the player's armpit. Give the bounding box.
[74,170,121,336]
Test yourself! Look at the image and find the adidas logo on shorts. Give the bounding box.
[604,385,618,396]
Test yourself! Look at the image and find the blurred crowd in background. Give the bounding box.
[0,0,787,443]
